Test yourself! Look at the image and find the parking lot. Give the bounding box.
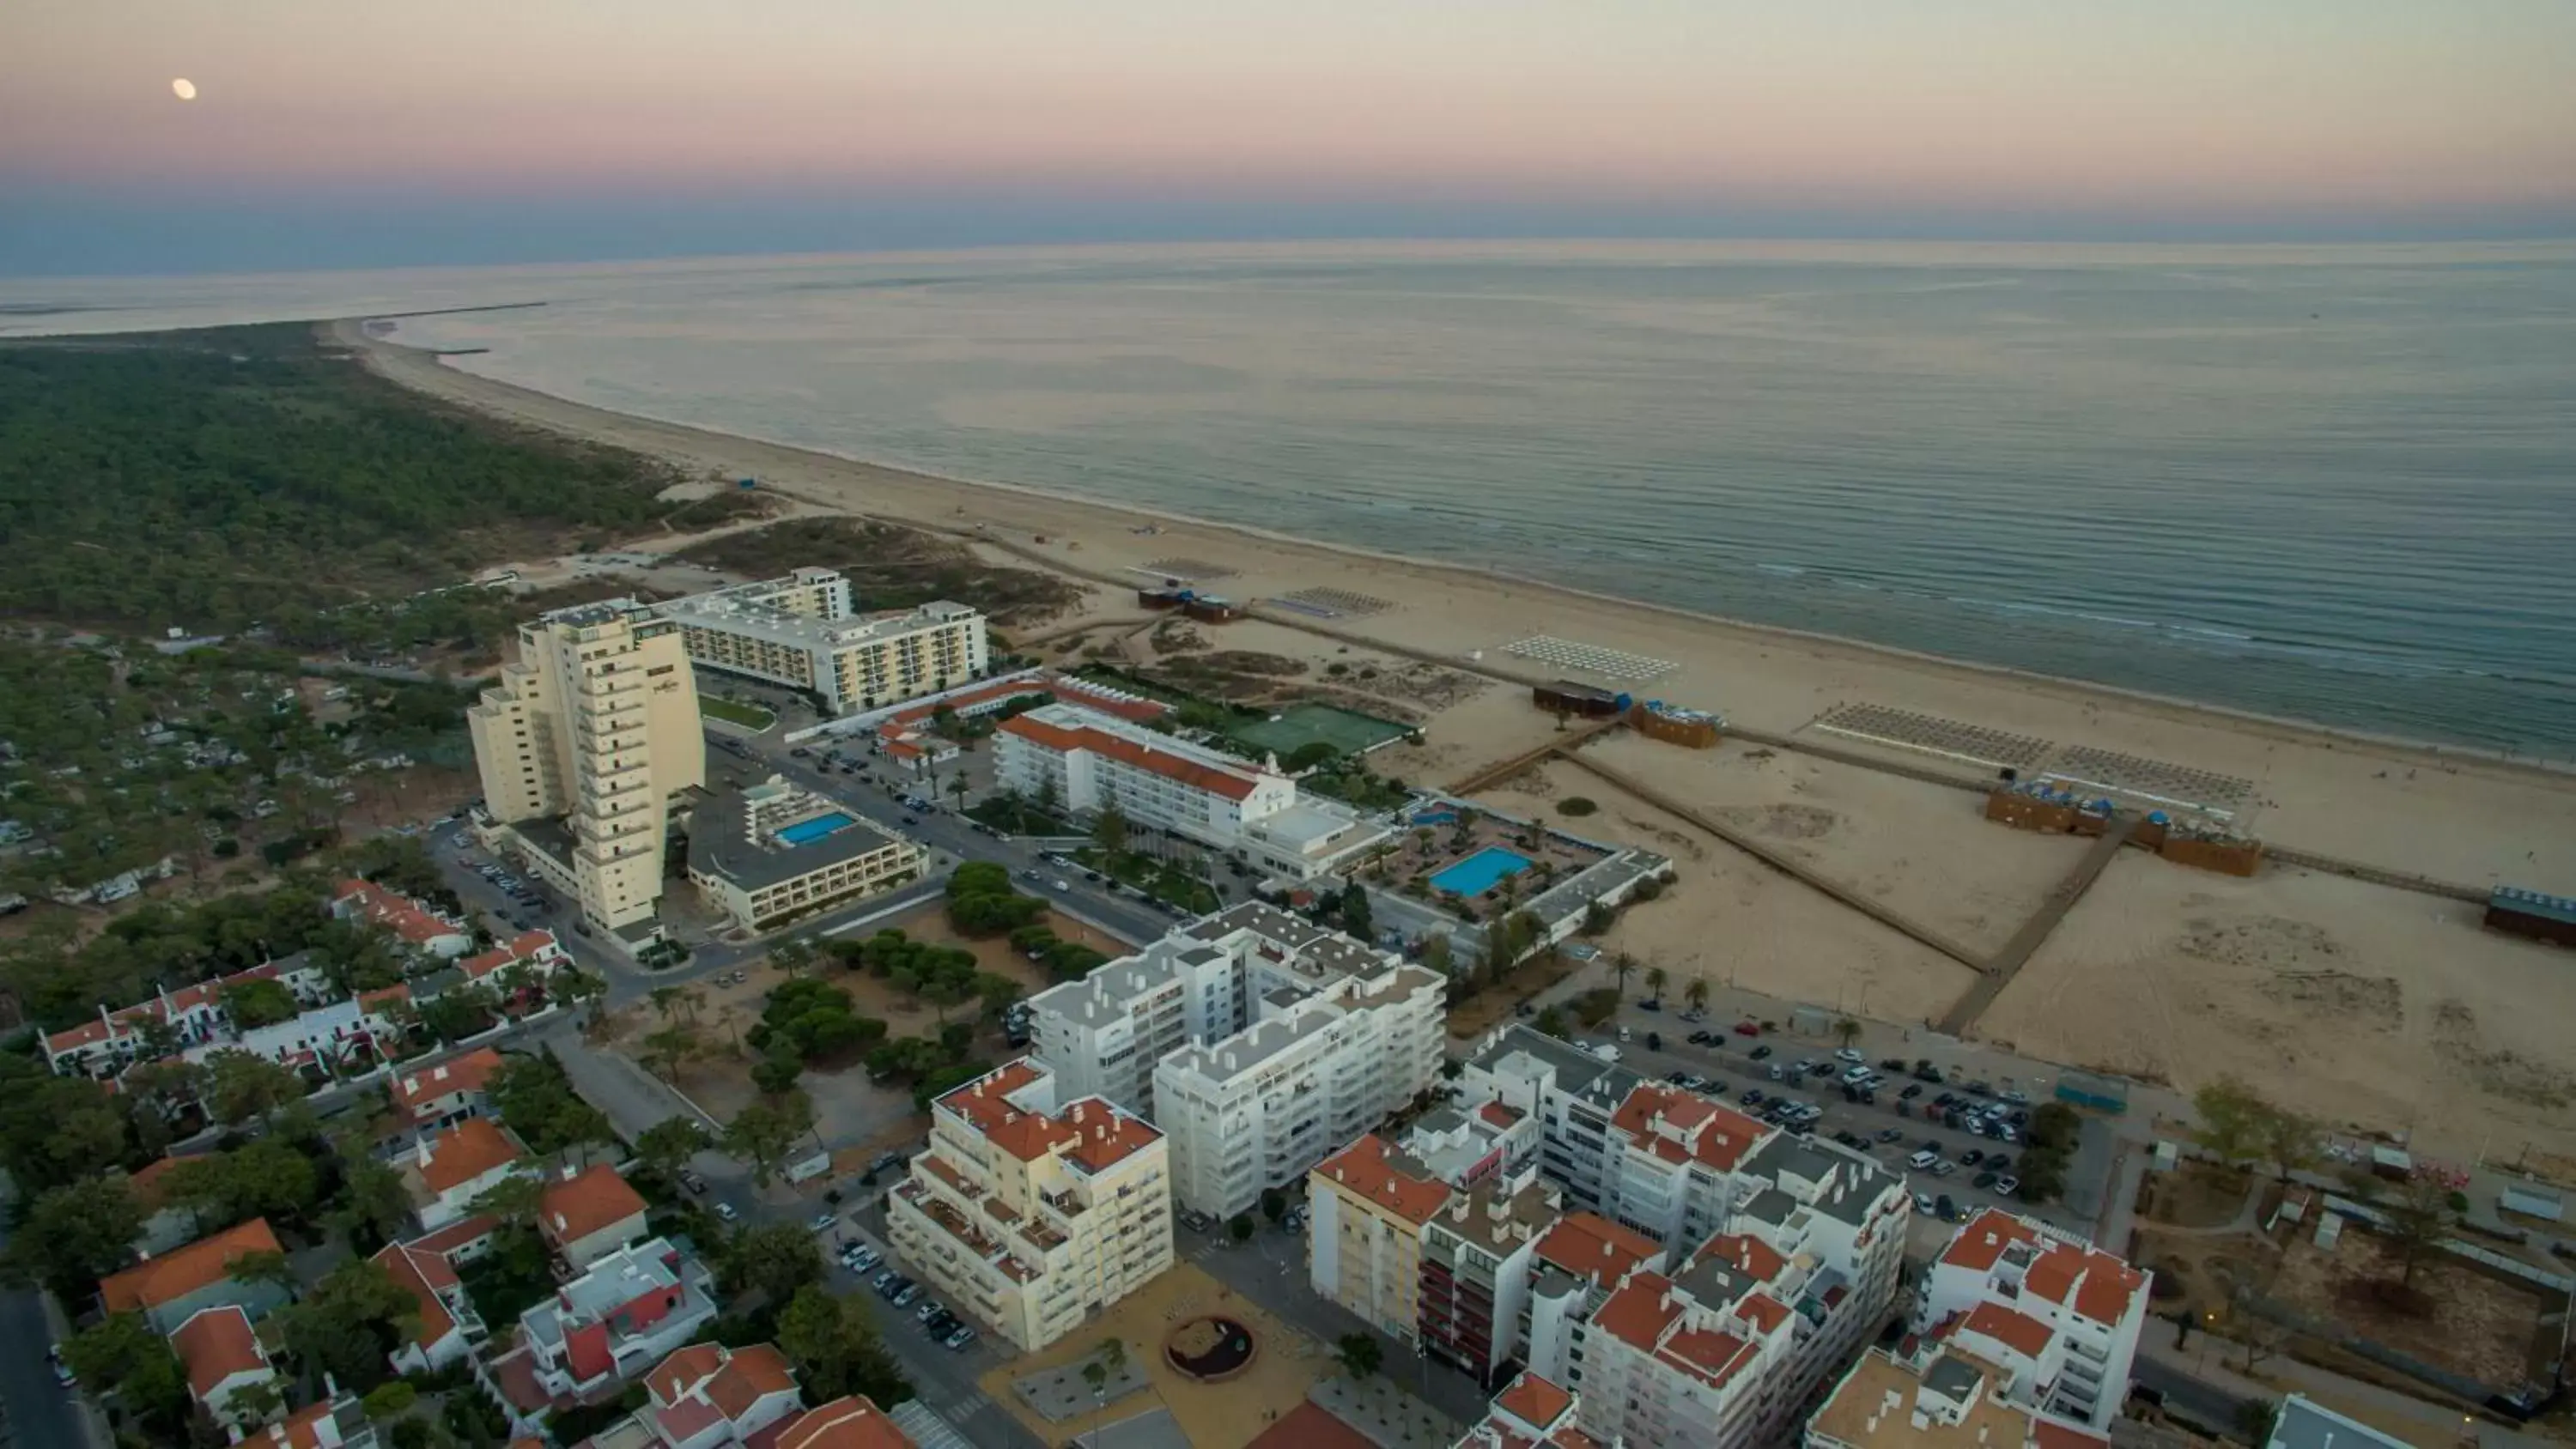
[1574,1005,2112,1240]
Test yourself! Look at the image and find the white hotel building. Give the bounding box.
[654,567,988,714]
[994,702,1389,881]
[1024,901,1394,1119]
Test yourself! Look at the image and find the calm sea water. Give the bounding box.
[11,243,2575,756]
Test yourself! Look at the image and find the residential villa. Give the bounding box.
[99,1217,292,1334]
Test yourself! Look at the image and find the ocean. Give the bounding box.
[9,242,2574,757]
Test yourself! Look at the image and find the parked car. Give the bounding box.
[1687,1030,1716,1045]
[1995,1175,2020,1196]
[810,1211,840,1233]
[1932,1160,1957,1177]
[1733,1021,1762,1037]
[47,1347,75,1387]
[1915,1193,1936,1214]
[1899,1084,1923,1100]
[1747,1045,1772,1060]
[1973,1172,1999,1191]
[1908,1149,1938,1170]
[944,1325,977,1351]
[1935,1195,1959,1221]
[890,1282,920,1307]
[915,1298,946,1323]
[713,1202,739,1222]
[1637,998,1661,1013]
[871,1268,899,1293]
[1875,1127,1905,1143]
[1834,1047,1866,1064]
[679,1170,708,1195]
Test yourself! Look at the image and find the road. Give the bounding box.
[0,1205,96,1449]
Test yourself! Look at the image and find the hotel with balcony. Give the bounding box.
[653,567,987,714]
[886,1059,1172,1354]
[1025,900,1403,1119]
[994,702,1389,882]
[1907,1210,2148,1436]
[684,775,926,933]
[1151,953,1445,1221]
[469,598,704,949]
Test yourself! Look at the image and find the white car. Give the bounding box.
[810,1212,839,1233]
[1908,1149,1938,1170]
[713,1203,739,1222]
[1834,1047,1866,1064]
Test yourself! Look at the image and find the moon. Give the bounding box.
[172,77,197,100]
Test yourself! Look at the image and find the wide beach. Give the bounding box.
[335,318,2576,1163]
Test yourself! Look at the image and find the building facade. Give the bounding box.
[1151,956,1446,1220]
[469,598,705,942]
[994,703,1388,880]
[1421,1171,1564,1386]
[1458,1027,1647,1216]
[886,1060,1172,1354]
[684,777,926,932]
[656,568,987,714]
[1805,1349,2106,1449]
[1309,1134,1452,1343]
[501,1237,720,1410]
[1911,1210,2148,1435]
[1024,900,1395,1120]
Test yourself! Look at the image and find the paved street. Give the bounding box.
[0,1213,91,1449]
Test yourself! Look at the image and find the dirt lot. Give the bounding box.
[2137,1164,2261,1230]
[1474,762,1980,1028]
[2270,1229,2552,1392]
[979,1261,1333,1449]
[1447,949,1582,1040]
[1983,852,2576,1162]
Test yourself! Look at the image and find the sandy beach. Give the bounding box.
[333,319,2576,1163]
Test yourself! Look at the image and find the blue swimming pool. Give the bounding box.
[1430,846,1534,897]
[776,812,856,846]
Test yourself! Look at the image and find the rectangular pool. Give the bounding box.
[1430,846,1534,897]
[775,812,856,846]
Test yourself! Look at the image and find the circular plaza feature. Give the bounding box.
[1163,1315,1258,1383]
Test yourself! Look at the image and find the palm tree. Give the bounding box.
[649,985,683,1024]
[1684,977,1711,1015]
[1612,952,1636,1000]
[1833,1017,1862,1050]
[947,774,970,813]
[1643,965,1668,1003]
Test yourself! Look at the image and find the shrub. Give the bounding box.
[1556,797,1598,816]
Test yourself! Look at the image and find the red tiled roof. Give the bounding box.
[1479,1101,1524,1130]
[1941,1209,2043,1272]
[1494,1372,1575,1430]
[1611,1083,1767,1173]
[1961,1300,2056,1361]
[1246,1400,1378,1449]
[1662,1321,1759,1390]
[1060,1097,1161,1173]
[773,1396,916,1449]
[390,1046,506,1119]
[247,1400,343,1449]
[100,1218,284,1313]
[408,1213,499,1258]
[998,712,1263,801]
[540,1164,649,1249]
[172,1306,268,1401]
[1591,1271,1681,1355]
[1313,1134,1452,1227]
[706,1343,797,1419]
[337,878,463,947]
[372,1241,459,1353]
[1533,1212,1659,1287]
[416,1119,524,1195]
[939,1062,1078,1161]
[1736,1293,1792,1335]
[2032,1422,2111,1449]
[127,1155,186,1210]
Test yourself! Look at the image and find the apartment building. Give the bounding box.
[1911,1210,2148,1435]
[886,1060,1172,1354]
[1566,1131,1910,1449]
[684,776,925,932]
[994,703,1389,880]
[1309,1134,1452,1343]
[1455,1372,1613,1449]
[470,598,705,945]
[1600,1082,1774,1246]
[1152,956,1446,1220]
[1422,1169,1565,1387]
[1024,900,1393,1119]
[1806,1349,2109,1449]
[655,568,987,714]
[1458,1027,1647,1215]
[1521,1212,1668,1397]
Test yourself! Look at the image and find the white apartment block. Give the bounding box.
[655,567,987,713]
[1024,900,1393,1119]
[994,702,1389,881]
[470,598,704,943]
[1910,1210,2148,1435]
[1459,1026,1649,1216]
[1806,1349,2111,1449]
[1522,1211,1668,1395]
[887,1059,1172,1354]
[1573,1133,1911,1449]
[1151,955,1445,1221]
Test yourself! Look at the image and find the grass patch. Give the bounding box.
[698,695,777,731]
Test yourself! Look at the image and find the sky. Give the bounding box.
[4,0,2573,276]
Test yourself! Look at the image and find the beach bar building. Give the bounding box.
[1532,681,1626,718]
[2487,886,2576,949]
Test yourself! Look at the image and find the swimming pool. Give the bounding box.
[1430,846,1534,897]
[775,812,856,846]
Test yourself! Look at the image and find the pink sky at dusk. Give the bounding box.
[5,0,2573,273]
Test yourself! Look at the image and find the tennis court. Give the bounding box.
[1228,703,1411,759]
